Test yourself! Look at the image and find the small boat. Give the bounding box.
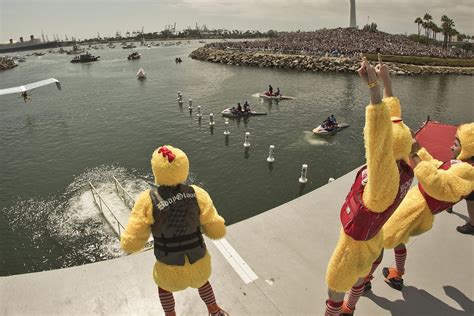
[136,68,146,79]
[313,123,349,135]
[221,107,267,118]
[70,52,100,63]
[122,43,137,49]
[127,52,141,60]
[258,92,294,100]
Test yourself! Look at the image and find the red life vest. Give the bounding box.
[419,160,473,214]
[340,160,414,241]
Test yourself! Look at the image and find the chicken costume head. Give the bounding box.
[151,145,189,186]
[457,123,474,161]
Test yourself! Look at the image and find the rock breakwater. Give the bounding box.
[190,47,474,76]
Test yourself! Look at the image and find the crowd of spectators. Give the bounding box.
[206,28,471,59]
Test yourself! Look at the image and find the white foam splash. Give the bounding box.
[303,131,331,145]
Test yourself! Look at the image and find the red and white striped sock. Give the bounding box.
[198,281,219,314]
[346,283,365,310]
[324,300,343,316]
[158,287,175,314]
[368,258,382,278]
[394,247,407,274]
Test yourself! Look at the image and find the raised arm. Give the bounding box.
[192,185,226,240]
[358,56,399,212]
[415,148,474,202]
[120,190,154,253]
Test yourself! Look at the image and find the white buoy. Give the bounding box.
[209,113,215,126]
[197,106,202,117]
[224,120,230,135]
[328,177,335,183]
[266,145,275,162]
[243,132,250,147]
[188,99,193,109]
[299,164,308,183]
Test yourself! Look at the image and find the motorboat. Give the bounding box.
[136,68,146,80]
[258,91,294,100]
[313,123,349,135]
[70,52,100,63]
[127,52,141,60]
[221,107,267,118]
[122,43,137,49]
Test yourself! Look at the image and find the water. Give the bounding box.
[1,41,473,276]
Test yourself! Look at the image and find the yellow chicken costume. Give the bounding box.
[325,95,413,316]
[121,145,228,316]
[382,123,474,288]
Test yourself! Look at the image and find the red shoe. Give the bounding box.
[382,267,404,291]
[340,301,355,316]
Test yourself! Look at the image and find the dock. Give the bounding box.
[0,168,472,315]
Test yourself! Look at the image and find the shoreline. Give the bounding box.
[190,47,474,76]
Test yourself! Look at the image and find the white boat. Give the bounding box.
[312,123,349,135]
[136,68,146,79]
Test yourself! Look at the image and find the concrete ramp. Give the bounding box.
[0,168,472,315]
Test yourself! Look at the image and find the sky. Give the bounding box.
[0,0,473,43]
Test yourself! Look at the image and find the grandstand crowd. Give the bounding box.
[206,28,471,58]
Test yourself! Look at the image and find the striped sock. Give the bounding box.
[325,300,343,316]
[368,258,382,278]
[158,287,175,314]
[198,281,218,313]
[394,247,407,274]
[346,283,365,310]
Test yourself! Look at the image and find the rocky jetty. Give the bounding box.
[190,47,474,76]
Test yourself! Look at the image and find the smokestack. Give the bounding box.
[9,39,13,44]
[349,0,356,28]
[20,37,24,43]
[30,35,34,41]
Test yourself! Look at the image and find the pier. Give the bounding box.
[0,168,472,315]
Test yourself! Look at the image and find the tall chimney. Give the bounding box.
[349,0,357,28]
[20,37,24,43]
[30,35,34,41]
[9,39,13,44]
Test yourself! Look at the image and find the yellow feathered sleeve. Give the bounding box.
[415,149,474,203]
[192,185,226,240]
[120,190,154,253]
[362,101,399,212]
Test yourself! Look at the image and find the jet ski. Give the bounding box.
[313,123,349,135]
[258,91,294,100]
[221,108,267,118]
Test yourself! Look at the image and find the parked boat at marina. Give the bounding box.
[70,52,100,63]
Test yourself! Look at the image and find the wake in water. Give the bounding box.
[302,131,333,146]
[1,165,204,276]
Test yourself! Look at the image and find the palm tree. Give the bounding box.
[423,13,433,37]
[414,17,423,36]
[432,24,442,41]
[441,15,455,49]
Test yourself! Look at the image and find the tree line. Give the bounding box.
[414,14,470,49]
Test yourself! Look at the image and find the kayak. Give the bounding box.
[221,108,267,118]
[258,92,294,100]
[313,123,349,135]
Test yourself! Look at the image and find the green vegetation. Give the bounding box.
[365,53,474,67]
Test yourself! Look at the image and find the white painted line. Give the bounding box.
[213,238,258,284]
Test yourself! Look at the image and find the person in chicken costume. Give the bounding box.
[381,123,474,290]
[121,145,229,316]
[324,55,414,316]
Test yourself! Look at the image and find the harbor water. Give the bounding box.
[0,41,473,276]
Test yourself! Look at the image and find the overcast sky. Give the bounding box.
[0,0,473,42]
